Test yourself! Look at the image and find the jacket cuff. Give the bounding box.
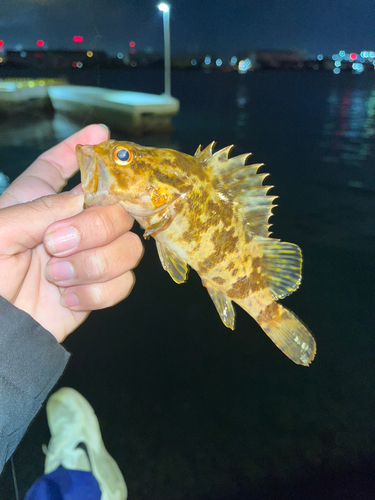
[0,295,70,400]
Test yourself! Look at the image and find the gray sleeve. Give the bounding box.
[0,295,70,473]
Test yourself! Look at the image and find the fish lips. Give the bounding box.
[76,144,115,207]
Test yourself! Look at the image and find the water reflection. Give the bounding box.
[235,85,250,140]
[307,84,375,250]
[0,113,80,149]
[321,88,375,169]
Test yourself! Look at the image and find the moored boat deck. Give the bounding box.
[0,78,67,115]
[48,85,180,135]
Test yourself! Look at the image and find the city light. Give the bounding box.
[352,62,364,73]
[1,32,375,76]
[158,3,169,12]
[238,59,251,74]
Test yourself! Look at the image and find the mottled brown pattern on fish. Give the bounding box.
[227,276,254,300]
[206,199,233,227]
[172,152,208,181]
[256,302,280,325]
[152,168,191,192]
[212,276,226,284]
[205,227,238,265]
[248,256,268,293]
[181,187,225,244]
[78,139,316,366]
[226,262,234,271]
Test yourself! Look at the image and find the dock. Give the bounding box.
[0,78,67,115]
[48,85,180,135]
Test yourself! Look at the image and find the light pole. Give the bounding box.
[158,3,171,96]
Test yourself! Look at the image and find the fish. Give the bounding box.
[76,140,316,366]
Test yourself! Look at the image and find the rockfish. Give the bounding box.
[76,140,316,366]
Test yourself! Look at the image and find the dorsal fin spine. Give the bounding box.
[195,143,276,237]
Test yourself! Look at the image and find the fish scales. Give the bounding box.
[77,139,316,366]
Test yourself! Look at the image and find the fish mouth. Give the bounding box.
[76,144,117,207]
[76,144,94,187]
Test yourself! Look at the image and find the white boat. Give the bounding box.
[48,85,180,135]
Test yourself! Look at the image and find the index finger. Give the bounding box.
[19,124,109,193]
[44,202,135,257]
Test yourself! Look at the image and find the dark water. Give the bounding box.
[1,69,375,499]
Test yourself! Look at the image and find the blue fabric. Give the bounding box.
[24,466,101,500]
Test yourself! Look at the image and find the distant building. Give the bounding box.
[4,50,110,69]
[254,50,304,69]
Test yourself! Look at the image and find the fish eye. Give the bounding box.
[113,147,133,165]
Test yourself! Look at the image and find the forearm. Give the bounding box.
[0,296,70,473]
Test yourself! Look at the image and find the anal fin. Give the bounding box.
[156,240,189,284]
[206,285,236,330]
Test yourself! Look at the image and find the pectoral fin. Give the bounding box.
[156,241,189,284]
[206,285,236,330]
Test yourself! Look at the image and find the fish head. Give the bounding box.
[77,140,194,217]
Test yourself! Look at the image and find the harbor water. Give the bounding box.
[0,68,374,499]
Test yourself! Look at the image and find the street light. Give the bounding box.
[158,3,171,96]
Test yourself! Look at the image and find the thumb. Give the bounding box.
[0,192,84,256]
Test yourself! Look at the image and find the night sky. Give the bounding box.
[1,0,375,59]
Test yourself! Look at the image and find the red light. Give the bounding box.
[36,40,44,47]
[129,41,135,48]
[73,36,83,43]
[350,53,357,60]
[0,41,3,47]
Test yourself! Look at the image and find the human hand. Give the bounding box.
[0,125,143,342]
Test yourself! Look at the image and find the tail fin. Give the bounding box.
[253,302,316,366]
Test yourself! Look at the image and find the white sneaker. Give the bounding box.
[43,387,128,500]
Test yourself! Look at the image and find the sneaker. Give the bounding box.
[43,387,128,500]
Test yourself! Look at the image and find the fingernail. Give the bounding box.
[47,261,75,282]
[45,227,80,255]
[60,293,79,308]
[99,123,110,137]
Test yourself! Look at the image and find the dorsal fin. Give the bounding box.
[194,142,216,162]
[195,143,276,237]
